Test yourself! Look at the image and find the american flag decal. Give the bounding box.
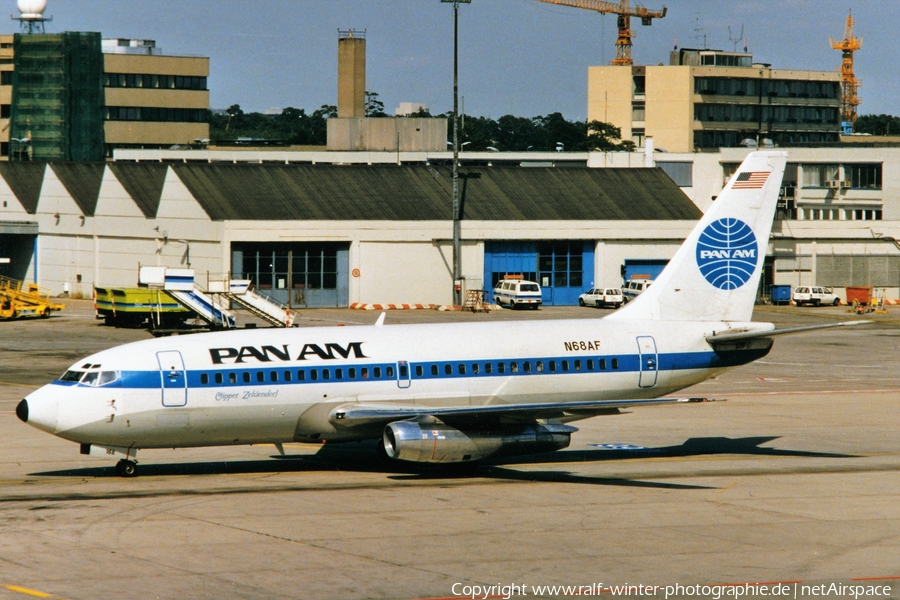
[732,171,769,189]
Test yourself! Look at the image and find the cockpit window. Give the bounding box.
[60,370,85,382]
[61,370,119,386]
[98,371,118,385]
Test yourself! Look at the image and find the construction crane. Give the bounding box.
[830,11,862,132]
[537,0,667,66]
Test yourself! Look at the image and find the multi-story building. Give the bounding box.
[0,33,208,160]
[588,48,843,152]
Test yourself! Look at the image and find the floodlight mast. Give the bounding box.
[442,0,471,306]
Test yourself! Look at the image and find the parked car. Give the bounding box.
[492,279,542,309]
[792,286,840,306]
[579,287,624,309]
[622,279,654,302]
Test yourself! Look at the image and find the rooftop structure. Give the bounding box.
[588,48,843,152]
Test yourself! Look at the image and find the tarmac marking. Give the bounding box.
[3,586,53,598]
[718,387,900,397]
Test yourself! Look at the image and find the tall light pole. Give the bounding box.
[442,0,470,306]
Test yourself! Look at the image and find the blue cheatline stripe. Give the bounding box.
[49,347,768,391]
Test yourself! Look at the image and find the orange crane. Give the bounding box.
[537,0,667,66]
[830,11,862,130]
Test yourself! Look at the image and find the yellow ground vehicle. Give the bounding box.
[94,286,190,329]
[0,276,66,320]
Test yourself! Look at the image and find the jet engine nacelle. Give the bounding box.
[382,417,576,463]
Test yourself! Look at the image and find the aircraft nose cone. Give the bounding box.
[16,399,28,422]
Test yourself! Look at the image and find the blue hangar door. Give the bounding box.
[485,241,594,306]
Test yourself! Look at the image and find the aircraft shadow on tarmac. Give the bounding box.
[34,436,856,489]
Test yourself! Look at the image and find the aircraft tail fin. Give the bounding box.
[609,150,787,323]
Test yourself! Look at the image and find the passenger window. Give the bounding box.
[575,360,582,371]
[335,369,343,380]
[372,367,381,378]
[431,364,438,376]
[200,373,209,385]
[386,366,394,378]
[270,371,278,382]
[562,361,570,372]
[549,360,557,372]
[229,372,237,384]
[322,369,330,380]
[298,370,306,381]
[485,363,492,374]
[458,364,466,375]
[523,362,531,373]
[284,371,292,382]
[445,364,452,376]
[497,362,505,374]
[243,372,251,383]
[362,368,369,379]
[415,365,423,377]
[472,363,479,374]
[510,362,519,373]
[215,373,223,384]
[536,361,543,372]
[600,359,607,370]
[612,358,619,369]
[256,371,264,383]
[349,368,356,379]
[587,359,594,371]
[311,369,319,381]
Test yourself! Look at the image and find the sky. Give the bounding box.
[25,0,900,120]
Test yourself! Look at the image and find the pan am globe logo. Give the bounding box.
[695,218,758,289]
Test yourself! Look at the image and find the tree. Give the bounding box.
[855,114,900,136]
[365,91,387,117]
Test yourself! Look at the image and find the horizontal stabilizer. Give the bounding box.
[707,320,871,344]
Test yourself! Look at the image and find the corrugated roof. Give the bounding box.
[108,163,168,218]
[0,162,701,222]
[50,163,105,216]
[0,162,45,214]
[170,164,700,221]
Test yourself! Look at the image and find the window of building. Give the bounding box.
[0,71,11,85]
[801,164,839,188]
[104,72,207,90]
[104,106,207,123]
[538,241,582,289]
[847,163,882,189]
[657,162,693,187]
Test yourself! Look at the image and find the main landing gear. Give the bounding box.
[115,459,138,478]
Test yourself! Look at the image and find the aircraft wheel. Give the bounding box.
[116,459,138,478]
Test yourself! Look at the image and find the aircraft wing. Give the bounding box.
[329,397,711,428]
[706,320,871,344]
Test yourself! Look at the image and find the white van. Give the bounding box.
[492,279,542,309]
[792,286,840,306]
[622,279,653,302]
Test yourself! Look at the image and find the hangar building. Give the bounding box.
[0,161,700,307]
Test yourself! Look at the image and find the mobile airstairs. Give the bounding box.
[139,267,293,328]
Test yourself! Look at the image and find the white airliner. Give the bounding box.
[17,151,865,477]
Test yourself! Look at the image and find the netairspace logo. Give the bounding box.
[696,218,758,290]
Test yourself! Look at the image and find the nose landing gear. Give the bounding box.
[115,459,138,477]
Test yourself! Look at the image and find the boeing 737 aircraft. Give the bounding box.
[16,151,865,477]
